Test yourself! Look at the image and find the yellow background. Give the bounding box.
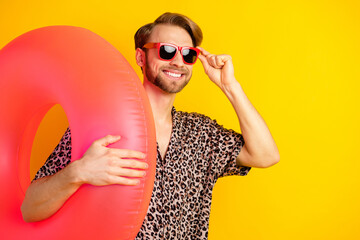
[1,0,359,239]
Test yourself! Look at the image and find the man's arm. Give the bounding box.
[22,161,82,222]
[21,135,148,222]
[197,47,280,168]
[222,81,279,168]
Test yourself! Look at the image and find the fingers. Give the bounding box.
[208,55,231,69]
[109,167,146,178]
[108,148,146,159]
[110,158,148,170]
[197,47,210,70]
[93,135,121,147]
[93,136,146,160]
[197,46,232,69]
[197,54,210,69]
[197,46,210,56]
[209,55,223,69]
[108,175,142,186]
[106,162,147,186]
[215,56,225,67]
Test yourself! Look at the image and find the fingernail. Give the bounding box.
[145,163,149,169]
[143,171,146,176]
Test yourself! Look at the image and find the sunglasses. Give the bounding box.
[142,42,200,65]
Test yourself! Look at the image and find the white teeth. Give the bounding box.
[164,71,181,78]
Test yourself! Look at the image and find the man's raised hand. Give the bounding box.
[197,47,238,91]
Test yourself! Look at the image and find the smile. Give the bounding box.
[163,70,183,79]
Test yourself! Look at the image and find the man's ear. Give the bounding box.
[135,48,145,67]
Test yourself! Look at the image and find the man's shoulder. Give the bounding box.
[174,108,215,124]
[172,107,223,134]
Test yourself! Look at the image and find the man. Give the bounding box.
[21,12,279,239]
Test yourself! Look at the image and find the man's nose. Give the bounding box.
[169,51,184,68]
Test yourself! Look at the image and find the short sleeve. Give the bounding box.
[32,127,72,181]
[205,117,251,180]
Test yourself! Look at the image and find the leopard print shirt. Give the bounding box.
[34,107,251,239]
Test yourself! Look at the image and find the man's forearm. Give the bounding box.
[21,133,149,222]
[21,161,82,222]
[222,80,280,167]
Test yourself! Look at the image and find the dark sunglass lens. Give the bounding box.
[182,49,198,64]
[160,45,176,60]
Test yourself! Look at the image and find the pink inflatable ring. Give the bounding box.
[0,26,156,239]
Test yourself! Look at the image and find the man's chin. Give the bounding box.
[154,77,189,94]
[157,84,183,94]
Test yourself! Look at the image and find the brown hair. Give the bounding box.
[134,12,203,49]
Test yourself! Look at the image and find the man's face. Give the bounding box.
[143,24,195,93]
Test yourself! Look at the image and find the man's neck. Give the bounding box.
[143,79,175,125]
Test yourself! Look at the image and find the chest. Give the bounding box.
[156,122,172,160]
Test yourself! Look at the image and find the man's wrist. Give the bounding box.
[221,79,243,100]
[64,160,85,187]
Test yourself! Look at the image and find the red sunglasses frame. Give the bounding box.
[142,42,200,65]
